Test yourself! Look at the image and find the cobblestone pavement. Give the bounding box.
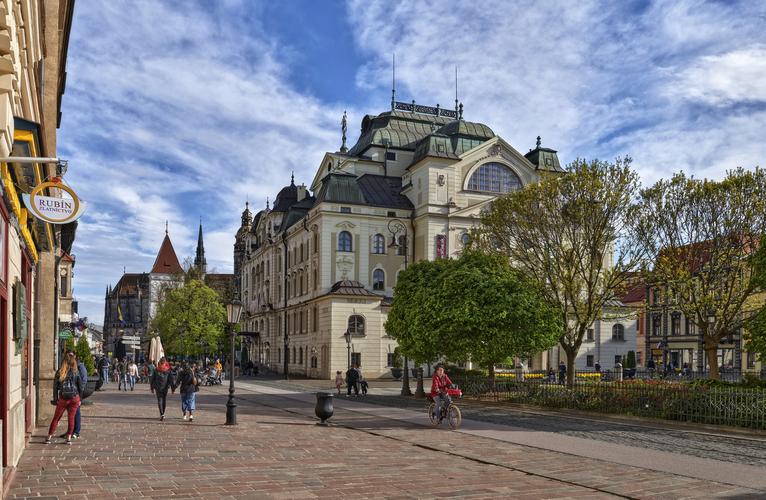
[240,377,766,469]
[7,380,765,499]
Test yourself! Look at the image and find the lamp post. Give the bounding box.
[344,329,352,368]
[225,293,243,426]
[388,218,412,396]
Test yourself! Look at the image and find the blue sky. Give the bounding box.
[59,0,766,325]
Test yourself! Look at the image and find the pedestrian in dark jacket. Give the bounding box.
[47,353,83,444]
[558,361,567,384]
[150,357,176,421]
[345,364,359,396]
[60,350,87,439]
[177,362,199,421]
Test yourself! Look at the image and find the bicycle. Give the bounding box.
[426,388,462,429]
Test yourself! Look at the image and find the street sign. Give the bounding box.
[122,336,140,340]
[58,330,71,339]
[121,341,141,346]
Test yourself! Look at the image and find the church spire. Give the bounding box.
[194,218,207,277]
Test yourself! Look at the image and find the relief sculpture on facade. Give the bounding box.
[337,255,354,280]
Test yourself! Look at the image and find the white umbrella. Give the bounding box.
[149,337,157,363]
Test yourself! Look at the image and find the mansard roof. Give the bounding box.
[314,172,366,205]
[277,197,316,235]
[356,175,414,209]
[150,234,183,274]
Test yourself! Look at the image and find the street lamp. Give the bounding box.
[225,293,243,426]
[388,218,412,397]
[344,329,352,368]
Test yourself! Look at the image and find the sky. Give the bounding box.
[59,0,766,325]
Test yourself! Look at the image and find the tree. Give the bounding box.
[741,236,766,365]
[75,335,96,376]
[636,168,766,380]
[384,251,561,377]
[475,157,647,384]
[151,279,229,357]
[625,350,636,369]
[65,335,76,352]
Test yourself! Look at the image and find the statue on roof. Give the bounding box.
[340,111,348,153]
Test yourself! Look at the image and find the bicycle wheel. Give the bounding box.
[447,405,461,429]
[428,403,440,425]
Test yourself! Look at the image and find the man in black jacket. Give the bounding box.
[345,364,359,397]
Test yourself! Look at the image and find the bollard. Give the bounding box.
[615,362,623,382]
[315,392,334,426]
[414,367,425,398]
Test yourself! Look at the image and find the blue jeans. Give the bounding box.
[181,392,196,412]
[119,374,128,390]
[129,375,136,389]
[434,393,452,419]
[101,367,109,383]
[73,406,81,435]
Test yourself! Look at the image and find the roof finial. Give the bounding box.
[165,220,168,234]
[266,197,269,209]
[536,136,541,148]
[458,102,463,121]
[391,53,396,112]
[291,171,295,185]
[340,111,348,153]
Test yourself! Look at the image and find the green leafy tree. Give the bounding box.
[474,157,647,384]
[75,335,96,375]
[743,236,766,363]
[636,168,766,380]
[385,251,561,378]
[151,279,229,357]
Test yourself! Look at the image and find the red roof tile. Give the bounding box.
[150,234,183,274]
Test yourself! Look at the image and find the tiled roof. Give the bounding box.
[620,283,646,304]
[356,175,414,210]
[328,281,381,297]
[150,234,183,274]
[111,273,150,297]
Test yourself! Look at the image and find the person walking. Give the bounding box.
[127,359,139,391]
[99,356,110,387]
[111,357,119,382]
[234,358,241,378]
[177,362,199,421]
[46,352,83,445]
[558,360,567,385]
[150,357,176,421]
[117,357,129,390]
[345,364,359,397]
[594,360,601,373]
[58,349,86,439]
[334,371,344,395]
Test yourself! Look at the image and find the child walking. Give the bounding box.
[334,371,344,395]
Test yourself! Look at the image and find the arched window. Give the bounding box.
[300,243,304,262]
[313,270,317,290]
[338,231,352,252]
[313,307,317,332]
[300,276,304,295]
[467,163,523,193]
[612,324,625,340]
[266,260,269,275]
[373,234,385,254]
[311,356,318,368]
[292,347,296,364]
[397,236,405,255]
[299,347,303,365]
[293,278,297,296]
[348,315,365,335]
[286,282,290,298]
[278,348,282,363]
[373,269,385,290]
[313,233,318,253]
[299,311,304,332]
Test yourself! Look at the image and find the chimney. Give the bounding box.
[297,184,307,202]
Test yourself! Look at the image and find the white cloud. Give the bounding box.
[666,45,766,106]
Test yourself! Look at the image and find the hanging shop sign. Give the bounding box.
[121,336,141,341]
[22,182,87,224]
[58,330,72,339]
[121,341,141,346]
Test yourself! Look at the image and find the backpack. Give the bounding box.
[60,370,78,399]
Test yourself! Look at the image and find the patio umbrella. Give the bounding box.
[149,337,157,363]
[154,336,165,363]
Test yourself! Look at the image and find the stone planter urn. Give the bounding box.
[390,368,403,381]
[81,378,98,405]
[315,392,334,426]
[411,368,419,379]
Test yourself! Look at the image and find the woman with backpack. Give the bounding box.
[46,352,83,444]
[149,357,176,421]
[177,362,199,421]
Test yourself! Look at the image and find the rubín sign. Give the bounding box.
[22,182,86,224]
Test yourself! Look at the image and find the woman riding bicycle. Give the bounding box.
[430,365,453,424]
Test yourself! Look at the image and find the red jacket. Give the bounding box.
[430,373,452,397]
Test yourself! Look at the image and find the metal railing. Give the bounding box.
[452,374,766,429]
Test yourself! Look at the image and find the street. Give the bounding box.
[7,376,766,499]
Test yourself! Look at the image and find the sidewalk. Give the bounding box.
[6,381,765,499]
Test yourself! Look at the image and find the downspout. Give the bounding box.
[33,261,41,423]
[282,233,289,379]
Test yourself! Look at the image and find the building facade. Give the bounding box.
[235,100,564,379]
[0,0,76,490]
